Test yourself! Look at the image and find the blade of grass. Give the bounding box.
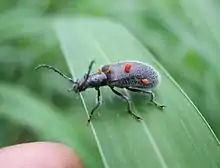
[0,83,104,167]
[53,18,220,168]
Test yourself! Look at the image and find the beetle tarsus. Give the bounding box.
[87,88,101,124]
[148,91,165,110]
[126,88,165,110]
[152,101,166,110]
[128,110,142,121]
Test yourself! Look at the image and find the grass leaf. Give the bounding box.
[0,83,104,167]
[53,18,220,168]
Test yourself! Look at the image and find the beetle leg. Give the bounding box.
[126,88,165,109]
[87,87,101,123]
[109,87,142,121]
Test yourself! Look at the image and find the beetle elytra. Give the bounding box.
[35,60,165,123]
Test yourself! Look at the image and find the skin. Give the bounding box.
[0,142,84,168]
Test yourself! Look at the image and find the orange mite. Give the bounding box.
[124,63,132,73]
[98,68,102,74]
[105,67,111,73]
[141,78,149,85]
[99,66,111,74]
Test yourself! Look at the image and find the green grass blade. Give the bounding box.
[0,83,104,167]
[53,18,220,168]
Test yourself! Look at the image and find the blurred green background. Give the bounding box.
[1,0,220,167]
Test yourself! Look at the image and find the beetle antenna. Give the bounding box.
[35,64,76,83]
[81,60,95,85]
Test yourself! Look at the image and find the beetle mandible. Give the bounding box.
[35,60,165,123]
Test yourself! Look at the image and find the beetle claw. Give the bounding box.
[129,111,142,121]
[134,115,142,121]
[157,104,166,110]
[87,119,91,126]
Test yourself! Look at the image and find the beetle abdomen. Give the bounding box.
[100,61,160,89]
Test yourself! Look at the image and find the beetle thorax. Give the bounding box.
[86,72,107,87]
[73,72,107,92]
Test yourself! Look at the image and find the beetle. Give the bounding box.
[35,60,165,123]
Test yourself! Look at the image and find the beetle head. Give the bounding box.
[69,60,107,93]
[35,60,106,93]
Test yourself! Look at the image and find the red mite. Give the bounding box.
[35,60,165,123]
[124,63,132,73]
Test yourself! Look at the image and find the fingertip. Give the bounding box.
[0,141,84,168]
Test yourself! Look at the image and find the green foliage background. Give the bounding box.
[0,0,220,167]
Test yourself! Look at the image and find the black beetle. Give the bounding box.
[35,60,165,123]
